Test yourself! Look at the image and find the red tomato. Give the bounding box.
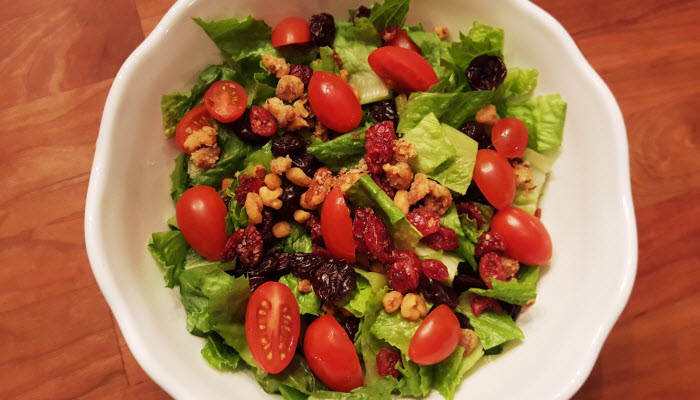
[245,282,301,374]
[408,305,461,365]
[271,17,312,47]
[304,314,363,392]
[307,71,362,133]
[175,104,213,154]
[492,118,529,158]
[386,29,422,54]
[491,207,553,265]
[368,46,438,93]
[203,80,247,123]
[473,149,516,210]
[176,186,228,260]
[321,187,356,262]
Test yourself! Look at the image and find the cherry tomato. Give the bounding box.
[307,71,362,133]
[203,80,247,123]
[408,305,461,365]
[176,186,228,260]
[175,104,213,154]
[271,17,312,47]
[386,29,422,54]
[304,314,363,392]
[321,187,356,262]
[473,149,516,210]
[368,46,438,93]
[492,118,529,158]
[245,282,301,374]
[491,207,552,265]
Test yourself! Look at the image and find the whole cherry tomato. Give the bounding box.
[408,305,461,365]
[203,80,247,123]
[176,186,228,260]
[368,46,438,93]
[321,187,356,262]
[245,282,301,374]
[491,206,552,265]
[271,17,312,47]
[473,149,516,210]
[304,314,364,392]
[492,118,529,158]
[175,104,213,154]
[307,71,362,133]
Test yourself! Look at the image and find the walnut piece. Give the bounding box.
[393,190,410,215]
[286,167,312,187]
[183,126,217,153]
[190,145,220,169]
[458,329,479,357]
[300,167,333,210]
[272,221,291,238]
[262,54,290,78]
[382,291,404,313]
[433,26,449,40]
[276,75,305,102]
[383,162,413,190]
[501,256,520,279]
[297,279,312,293]
[245,192,263,224]
[400,293,427,321]
[259,187,283,209]
[264,173,282,190]
[270,156,293,175]
[293,210,311,223]
[475,104,499,126]
[394,139,417,163]
[512,159,537,195]
[423,179,452,216]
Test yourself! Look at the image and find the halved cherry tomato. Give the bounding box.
[491,206,552,265]
[307,71,362,133]
[492,118,529,158]
[175,104,212,154]
[473,149,516,210]
[386,29,422,54]
[271,17,312,48]
[368,46,438,93]
[176,186,228,260]
[246,282,300,374]
[203,80,247,123]
[408,305,461,365]
[304,314,363,392]
[321,187,356,262]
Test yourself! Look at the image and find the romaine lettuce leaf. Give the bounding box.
[511,148,559,214]
[370,310,421,355]
[396,357,433,397]
[201,333,240,370]
[495,67,539,100]
[225,199,248,236]
[470,265,539,305]
[188,125,259,188]
[406,30,443,68]
[368,0,410,31]
[276,222,313,254]
[443,22,504,88]
[400,113,455,174]
[243,141,274,174]
[307,126,368,172]
[397,91,494,133]
[311,46,340,74]
[338,269,389,318]
[307,377,397,400]
[194,16,274,61]
[279,274,322,316]
[457,293,524,349]
[170,153,190,202]
[459,202,495,244]
[147,230,189,288]
[503,94,567,152]
[432,345,484,400]
[426,123,478,194]
[256,355,324,395]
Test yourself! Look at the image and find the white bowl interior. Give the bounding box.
[85,0,637,399]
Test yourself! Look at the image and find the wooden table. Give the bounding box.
[1,0,698,398]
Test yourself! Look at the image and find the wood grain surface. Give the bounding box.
[1,0,698,398]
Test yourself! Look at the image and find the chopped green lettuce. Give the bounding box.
[400,113,456,175]
[307,126,368,172]
[503,94,567,152]
[432,345,484,400]
[275,223,313,254]
[194,16,274,61]
[188,126,259,188]
[512,148,559,214]
[338,269,389,318]
[495,68,539,100]
[443,22,504,88]
[470,265,539,305]
[307,377,397,400]
[368,0,410,31]
[225,199,248,236]
[147,230,189,288]
[170,153,189,202]
[311,46,339,74]
[279,274,322,316]
[406,30,443,68]
[396,357,433,397]
[243,142,274,174]
[457,293,524,349]
[427,123,478,194]
[370,310,421,355]
[201,333,241,370]
[459,202,495,244]
[397,91,494,133]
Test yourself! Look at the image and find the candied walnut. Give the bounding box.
[252,164,266,179]
[270,156,293,175]
[433,26,449,40]
[383,162,413,190]
[221,225,263,267]
[393,139,417,162]
[259,187,283,209]
[479,252,506,289]
[190,145,220,169]
[286,167,312,187]
[422,179,452,215]
[407,173,430,204]
[458,329,479,357]
[264,97,296,128]
[475,104,499,126]
[288,98,313,131]
[501,256,520,279]
[511,159,537,194]
[300,167,333,210]
[264,173,282,190]
[475,232,506,258]
[276,75,305,102]
[376,348,402,378]
[382,290,403,313]
[312,120,329,142]
[297,279,312,293]
[221,178,232,194]
[339,69,349,82]
[262,54,290,78]
[272,221,291,238]
[183,126,217,153]
[322,303,338,315]
[293,209,311,223]
[393,190,410,215]
[245,192,264,224]
[400,293,427,321]
[334,170,365,192]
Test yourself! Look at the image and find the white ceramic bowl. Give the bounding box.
[85,0,637,398]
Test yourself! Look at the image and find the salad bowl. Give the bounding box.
[84,0,637,398]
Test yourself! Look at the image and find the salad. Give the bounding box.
[148,0,567,399]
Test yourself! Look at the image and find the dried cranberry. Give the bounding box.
[386,250,422,293]
[460,121,491,150]
[231,109,270,143]
[272,133,308,157]
[502,302,522,322]
[371,174,396,199]
[452,274,488,292]
[455,312,472,329]
[470,294,503,317]
[306,213,324,247]
[368,100,399,129]
[332,50,343,70]
[312,258,356,302]
[289,64,313,87]
[364,121,396,174]
[419,275,459,309]
[479,252,506,289]
[352,6,371,24]
[276,182,306,221]
[456,202,484,230]
[291,150,320,176]
[535,208,542,219]
[312,245,333,259]
[380,25,398,42]
[343,316,360,342]
[474,232,505,258]
[376,348,402,378]
[466,55,507,91]
[309,13,336,47]
[234,174,265,205]
[352,207,370,255]
[287,253,326,280]
[422,226,459,251]
[249,105,277,137]
[220,225,263,268]
[422,259,449,282]
[353,207,395,264]
[407,208,441,236]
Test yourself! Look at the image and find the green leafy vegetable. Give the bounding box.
[459,202,495,244]
[427,123,478,194]
[370,310,421,355]
[307,377,397,400]
[396,357,433,397]
[243,142,274,174]
[443,22,504,88]
[194,16,274,61]
[511,148,559,214]
[457,293,524,349]
[188,126,259,188]
[170,153,190,202]
[495,68,539,100]
[338,269,389,318]
[311,47,340,74]
[432,345,484,400]
[307,127,368,172]
[406,30,443,68]
[225,199,248,236]
[503,94,567,152]
[277,223,313,254]
[147,230,189,288]
[368,0,410,31]
[470,265,539,305]
[400,113,456,174]
[201,333,241,370]
[279,274,322,316]
[397,91,495,133]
